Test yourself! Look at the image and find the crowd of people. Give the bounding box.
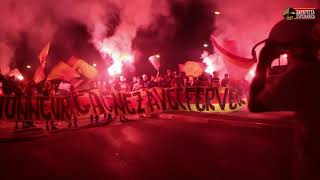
[97,69,250,96]
[0,68,250,129]
[0,69,250,98]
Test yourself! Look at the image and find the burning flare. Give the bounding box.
[97,39,134,76]
[201,51,226,75]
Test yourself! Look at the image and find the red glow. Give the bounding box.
[249,69,255,77]
[245,64,257,82]
[201,51,227,75]
[203,56,215,74]
[97,39,134,76]
[279,53,288,66]
[17,75,24,81]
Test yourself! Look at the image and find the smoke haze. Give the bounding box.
[213,0,319,56]
[0,0,171,74]
[0,0,319,76]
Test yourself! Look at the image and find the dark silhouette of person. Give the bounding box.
[221,73,230,87]
[249,20,320,179]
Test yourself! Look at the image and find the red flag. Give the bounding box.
[33,67,46,84]
[67,56,98,79]
[211,37,256,69]
[182,61,204,77]
[148,54,161,71]
[33,42,50,84]
[47,62,80,81]
[38,42,50,64]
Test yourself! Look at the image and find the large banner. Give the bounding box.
[0,87,247,122]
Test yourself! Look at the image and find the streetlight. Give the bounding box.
[214,11,221,15]
[93,63,97,67]
[203,43,209,48]
[26,65,31,69]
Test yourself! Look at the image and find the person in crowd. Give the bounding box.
[130,76,137,90]
[119,76,129,92]
[42,81,58,130]
[105,79,113,92]
[210,71,220,87]
[186,76,195,87]
[179,72,186,87]
[100,79,113,122]
[197,74,210,87]
[156,75,166,88]
[166,69,173,79]
[171,77,179,88]
[19,80,36,128]
[221,73,230,87]
[68,85,78,128]
[142,74,150,88]
[117,75,130,122]
[112,76,121,92]
[149,75,157,88]
[172,71,178,78]
[183,77,188,87]
[162,69,173,87]
[132,77,144,91]
[43,81,52,96]
[170,71,183,88]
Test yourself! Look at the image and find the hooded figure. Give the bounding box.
[249,20,320,112]
[249,19,320,179]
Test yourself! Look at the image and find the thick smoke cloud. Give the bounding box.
[0,0,171,74]
[1,0,318,76]
[210,0,319,81]
[213,0,319,57]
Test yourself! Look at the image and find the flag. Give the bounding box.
[47,62,80,81]
[181,61,204,77]
[148,54,161,71]
[58,82,71,91]
[8,68,23,80]
[67,56,98,79]
[38,42,50,64]
[33,66,46,84]
[33,42,50,84]
[211,37,256,69]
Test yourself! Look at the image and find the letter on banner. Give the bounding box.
[195,87,206,112]
[132,91,145,114]
[146,90,161,113]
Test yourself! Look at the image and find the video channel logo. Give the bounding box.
[283,8,318,20]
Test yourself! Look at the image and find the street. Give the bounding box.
[0,112,297,180]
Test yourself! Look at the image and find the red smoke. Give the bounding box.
[0,0,171,76]
[211,0,319,81]
[1,0,318,78]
